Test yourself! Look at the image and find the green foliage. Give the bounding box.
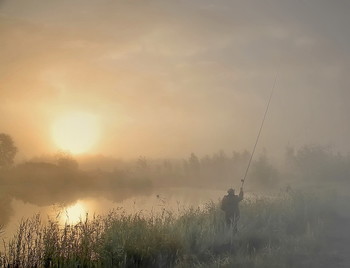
[0,191,335,267]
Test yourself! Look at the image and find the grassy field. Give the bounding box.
[0,190,340,267]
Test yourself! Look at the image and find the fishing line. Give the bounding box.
[240,70,278,189]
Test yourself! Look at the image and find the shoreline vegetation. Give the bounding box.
[0,190,341,267]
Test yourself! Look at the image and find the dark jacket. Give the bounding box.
[221,190,243,218]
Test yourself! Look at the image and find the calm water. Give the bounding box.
[2,187,226,241]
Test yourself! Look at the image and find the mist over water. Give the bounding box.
[1,0,350,266]
[1,146,350,266]
[2,144,350,229]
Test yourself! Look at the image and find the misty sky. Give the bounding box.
[1,0,350,159]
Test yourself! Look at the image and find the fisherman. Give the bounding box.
[221,188,244,229]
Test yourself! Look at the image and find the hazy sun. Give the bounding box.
[52,112,100,154]
[62,202,87,224]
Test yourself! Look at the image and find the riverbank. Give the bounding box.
[0,190,344,267]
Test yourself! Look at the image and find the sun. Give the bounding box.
[52,112,100,154]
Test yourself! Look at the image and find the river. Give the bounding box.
[1,187,227,242]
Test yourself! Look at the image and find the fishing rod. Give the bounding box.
[240,71,278,189]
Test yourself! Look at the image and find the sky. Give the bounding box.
[1,0,350,159]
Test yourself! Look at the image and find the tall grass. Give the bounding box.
[0,190,335,267]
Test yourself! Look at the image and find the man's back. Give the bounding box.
[221,188,243,216]
[221,194,241,214]
[221,188,244,227]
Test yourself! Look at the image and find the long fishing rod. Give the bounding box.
[240,72,278,189]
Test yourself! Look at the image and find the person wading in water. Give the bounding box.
[221,188,244,231]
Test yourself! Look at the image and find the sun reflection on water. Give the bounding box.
[61,202,87,224]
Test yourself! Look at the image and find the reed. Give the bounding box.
[0,190,334,267]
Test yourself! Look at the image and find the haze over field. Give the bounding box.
[1,0,350,159]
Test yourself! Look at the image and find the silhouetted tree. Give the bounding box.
[137,156,148,170]
[0,133,17,168]
[250,153,279,189]
[55,151,79,171]
[188,153,200,178]
[288,144,350,181]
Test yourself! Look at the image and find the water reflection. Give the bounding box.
[2,187,227,240]
[61,202,87,224]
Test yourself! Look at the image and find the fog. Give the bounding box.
[1,145,350,227]
[1,1,350,266]
[1,0,350,159]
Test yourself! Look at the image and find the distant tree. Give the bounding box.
[55,151,79,171]
[0,133,17,168]
[250,153,279,190]
[289,144,350,181]
[188,153,200,177]
[137,156,148,170]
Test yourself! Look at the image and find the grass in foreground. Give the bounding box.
[0,190,337,267]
